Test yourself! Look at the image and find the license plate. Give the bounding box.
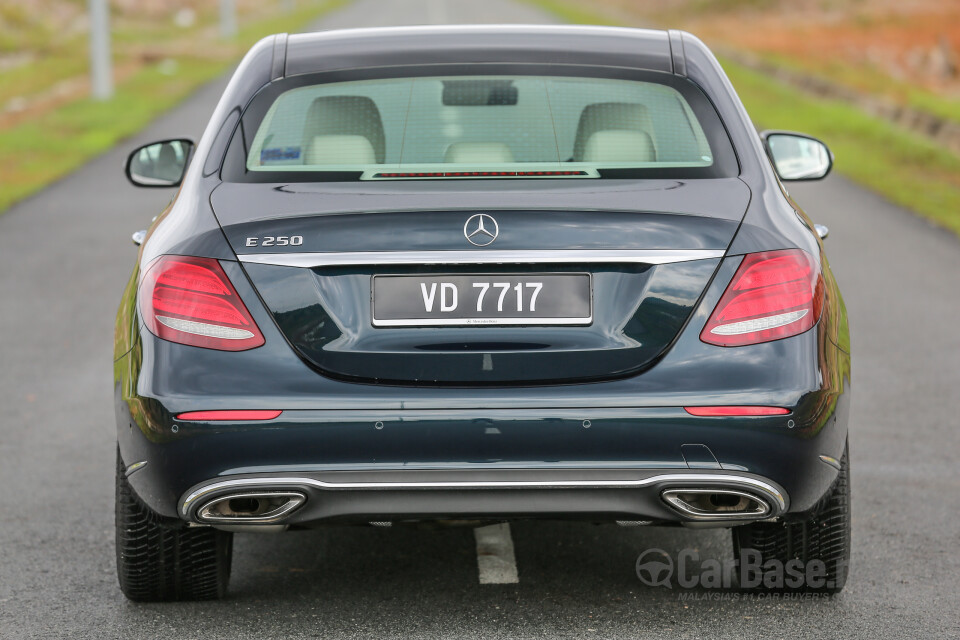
[372,273,592,326]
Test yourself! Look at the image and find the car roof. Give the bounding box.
[283,25,677,77]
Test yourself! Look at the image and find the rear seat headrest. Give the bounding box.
[573,102,655,162]
[302,95,385,163]
[444,142,515,164]
[304,135,376,165]
[582,130,656,163]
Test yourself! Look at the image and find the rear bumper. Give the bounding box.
[178,468,788,527]
[116,388,849,525]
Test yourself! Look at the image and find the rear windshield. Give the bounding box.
[223,67,737,181]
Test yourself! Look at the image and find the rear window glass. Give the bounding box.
[224,68,737,181]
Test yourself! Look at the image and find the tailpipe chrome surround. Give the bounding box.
[195,491,306,524]
[661,488,772,520]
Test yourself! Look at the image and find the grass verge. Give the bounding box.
[525,0,960,238]
[754,51,960,127]
[721,60,960,236]
[0,0,347,214]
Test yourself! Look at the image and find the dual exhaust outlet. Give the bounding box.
[196,491,306,524]
[661,487,772,520]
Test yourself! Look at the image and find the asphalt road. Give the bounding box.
[2,1,959,638]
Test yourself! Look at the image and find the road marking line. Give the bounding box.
[474,523,519,584]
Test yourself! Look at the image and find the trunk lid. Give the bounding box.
[212,179,748,384]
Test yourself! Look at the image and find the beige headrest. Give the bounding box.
[582,130,657,163]
[444,142,515,164]
[304,135,376,165]
[302,95,385,163]
[573,102,655,161]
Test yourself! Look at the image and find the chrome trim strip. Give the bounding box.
[237,249,725,268]
[180,473,786,517]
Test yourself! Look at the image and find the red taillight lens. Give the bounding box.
[176,410,282,421]
[139,256,264,351]
[701,249,824,347]
[684,406,790,417]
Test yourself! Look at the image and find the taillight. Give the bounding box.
[684,406,790,417]
[701,249,824,347]
[139,255,264,351]
[176,410,281,421]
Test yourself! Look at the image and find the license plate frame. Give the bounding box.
[371,273,593,327]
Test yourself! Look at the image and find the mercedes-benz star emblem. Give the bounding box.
[463,214,499,247]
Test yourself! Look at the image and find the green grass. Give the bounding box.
[1,59,222,204]
[752,50,960,127]
[722,59,960,236]
[523,0,960,238]
[0,0,348,214]
[528,0,623,26]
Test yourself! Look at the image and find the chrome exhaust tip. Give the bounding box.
[196,491,306,524]
[661,488,771,520]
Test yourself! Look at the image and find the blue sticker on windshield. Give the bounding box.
[261,147,301,162]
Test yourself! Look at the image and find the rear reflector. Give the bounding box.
[140,256,264,351]
[684,406,790,416]
[176,410,282,421]
[701,249,824,347]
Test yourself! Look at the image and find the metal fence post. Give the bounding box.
[220,0,238,38]
[88,0,113,100]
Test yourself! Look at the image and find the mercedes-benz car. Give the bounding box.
[114,25,851,601]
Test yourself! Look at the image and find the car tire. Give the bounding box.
[115,449,233,601]
[732,442,851,593]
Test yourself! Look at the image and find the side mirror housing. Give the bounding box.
[761,131,833,181]
[125,139,194,187]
